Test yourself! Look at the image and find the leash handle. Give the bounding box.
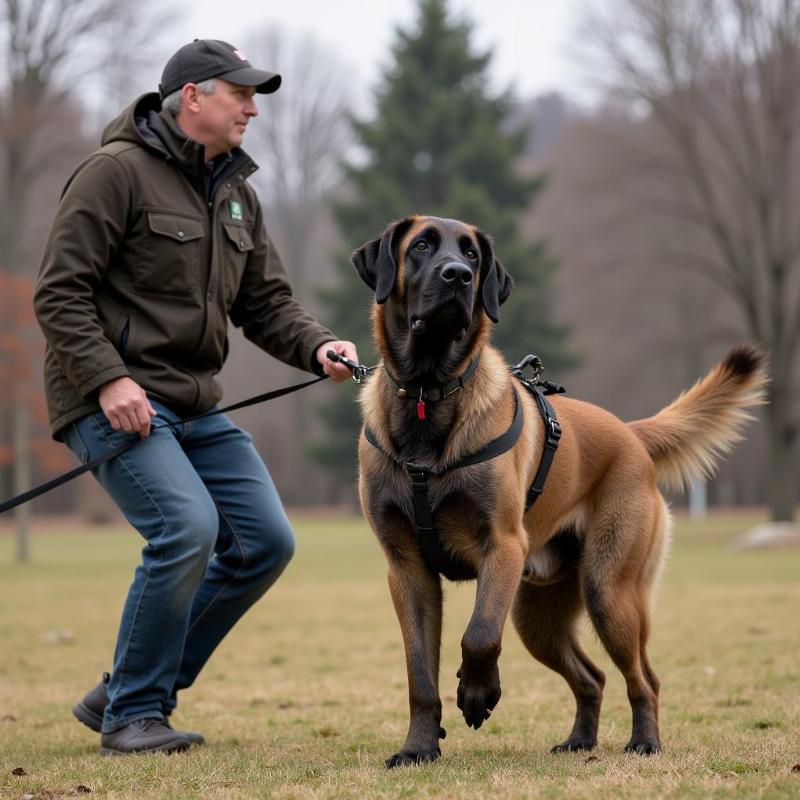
[326,350,370,384]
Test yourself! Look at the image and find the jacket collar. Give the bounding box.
[104,92,258,181]
[153,106,258,181]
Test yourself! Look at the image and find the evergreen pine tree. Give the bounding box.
[313,0,574,487]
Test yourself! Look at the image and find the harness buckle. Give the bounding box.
[546,418,562,447]
[407,464,430,485]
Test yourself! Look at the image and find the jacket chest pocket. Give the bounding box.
[136,212,205,295]
[222,223,255,306]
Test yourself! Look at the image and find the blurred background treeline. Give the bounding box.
[1,0,798,551]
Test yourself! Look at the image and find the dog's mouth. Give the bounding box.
[411,317,467,342]
[410,295,472,342]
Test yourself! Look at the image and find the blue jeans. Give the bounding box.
[63,400,295,732]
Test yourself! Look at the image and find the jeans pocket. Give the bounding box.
[63,422,91,465]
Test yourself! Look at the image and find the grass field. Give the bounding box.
[0,511,798,799]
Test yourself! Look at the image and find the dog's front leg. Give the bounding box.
[458,532,526,729]
[385,556,446,768]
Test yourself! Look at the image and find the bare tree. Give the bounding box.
[89,2,180,113]
[582,0,800,521]
[244,27,354,302]
[239,27,354,504]
[0,0,177,559]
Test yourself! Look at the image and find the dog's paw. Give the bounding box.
[550,737,597,753]
[456,663,501,730]
[385,746,441,769]
[624,739,661,755]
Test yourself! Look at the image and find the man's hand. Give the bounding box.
[316,341,360,383]
[99,376,157,437]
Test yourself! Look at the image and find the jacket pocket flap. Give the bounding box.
[147,213,204,242]
[223,224,255,252]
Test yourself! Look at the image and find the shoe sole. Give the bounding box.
[99,740,191,756]
[73,700,103,733]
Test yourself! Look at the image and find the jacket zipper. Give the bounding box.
[186,154,255,409]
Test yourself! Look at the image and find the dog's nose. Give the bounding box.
[441,262,473,286]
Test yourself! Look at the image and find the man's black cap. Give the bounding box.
[159,39,282,99]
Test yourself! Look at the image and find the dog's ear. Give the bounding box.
[351,217,415,304]
[476,229,513,323]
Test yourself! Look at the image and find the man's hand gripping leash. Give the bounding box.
[326,350,373,384]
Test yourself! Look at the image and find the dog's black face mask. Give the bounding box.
[352,216,513,343]
[404,221,479,341]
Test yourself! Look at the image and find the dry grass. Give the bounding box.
[0,510,798,799]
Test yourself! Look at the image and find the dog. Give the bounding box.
[352,215,767,768]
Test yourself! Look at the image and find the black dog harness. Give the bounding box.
[364,355,564,574]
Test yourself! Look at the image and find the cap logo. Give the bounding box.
[233,49,248,62]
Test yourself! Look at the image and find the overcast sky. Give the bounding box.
[162,0,589,105]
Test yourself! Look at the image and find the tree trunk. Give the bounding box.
[766,383,797,522]
[283,211,312,505]
[4,134,33,559]
[13,398,31,562]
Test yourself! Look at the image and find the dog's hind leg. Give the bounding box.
[512,556,606,752]
[582,493,668,755]
[384,550,446,768]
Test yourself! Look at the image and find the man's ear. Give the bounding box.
[351,217,415,304]
[476,229,513,323]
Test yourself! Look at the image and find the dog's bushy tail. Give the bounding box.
[628,345,768,493]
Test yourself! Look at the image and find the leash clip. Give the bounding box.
[510,354,565,396]
[326,349,369,384]
[511,354,543,383]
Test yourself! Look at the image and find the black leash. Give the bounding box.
[0,373,329,516]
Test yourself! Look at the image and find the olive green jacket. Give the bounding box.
[34,93,335,439]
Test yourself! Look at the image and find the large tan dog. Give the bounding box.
[353,215,767,768]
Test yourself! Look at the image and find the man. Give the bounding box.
[33,39,358,756]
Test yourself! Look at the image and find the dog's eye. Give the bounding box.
[465,248,478,260]
[414,241,429,252]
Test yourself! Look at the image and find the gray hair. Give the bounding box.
[161,78,217,115]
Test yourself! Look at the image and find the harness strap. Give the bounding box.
[363,388,522,478]
[364,382,562,575]
[524,388,562,511]
[364,389,523,573]
[407,468,443,571]
[452,388,524,468]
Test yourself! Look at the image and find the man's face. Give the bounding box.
[190,79,258,158]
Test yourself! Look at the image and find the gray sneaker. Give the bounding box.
[74,673,205,746]
[100,718,190,756]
